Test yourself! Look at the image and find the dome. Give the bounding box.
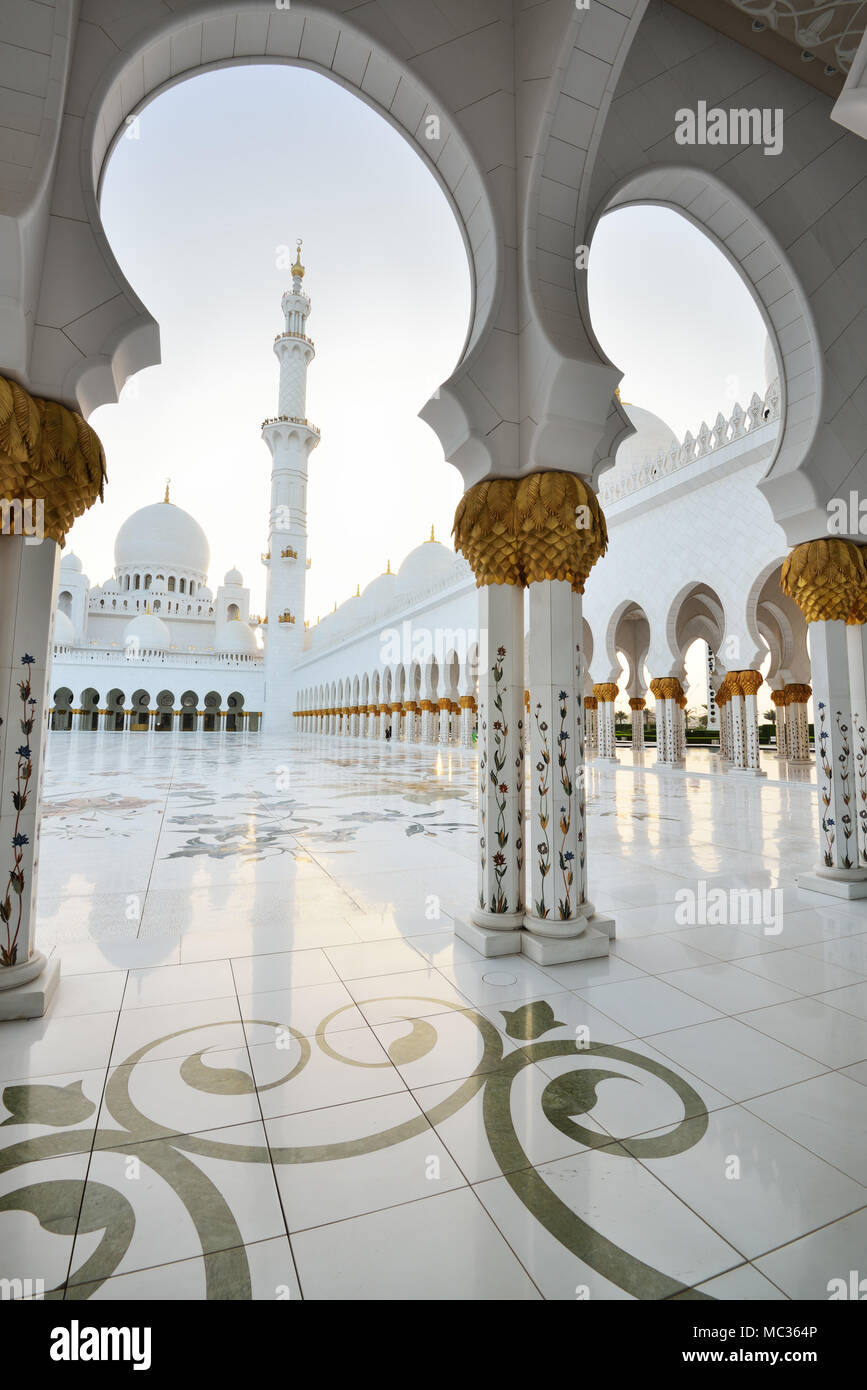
[358,568,399,614]
[114,500,210,577]
[224,567,243,587]
[396,539,460,594]
[615,403,679,469]
[123,611,170,650]
[54,611,75,644]
[60,551,82,573]
[215,619,259,655]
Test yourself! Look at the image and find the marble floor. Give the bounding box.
[2,731,866,1300]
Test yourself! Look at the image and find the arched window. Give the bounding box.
[227,603,239,621]
[168,576,175,592]
[179,578,186,594]
[134,574,140,590]
[124,575,130,590]
[153,600,161,612]
[190,581,196,596]
[144,574,152,590]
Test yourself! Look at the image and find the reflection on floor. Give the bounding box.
[2,732,866,1300]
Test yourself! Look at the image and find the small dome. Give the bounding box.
[114,500,210,576]
[60,551,82,573]
[358,569,399,614]
[54,611,75,644]
[123,612,170,650]
[396,540,460,594]
[616,403,679,469]
[224,567,243,587]
[215,619,259,655]
[197,585,213,601]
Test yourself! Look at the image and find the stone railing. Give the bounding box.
[52,648,263,668]
[600,381,780,507]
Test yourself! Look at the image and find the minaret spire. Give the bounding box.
[261,242,320,734]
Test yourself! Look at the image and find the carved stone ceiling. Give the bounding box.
[668,0,866,95]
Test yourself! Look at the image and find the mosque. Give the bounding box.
[4,0,867,1309]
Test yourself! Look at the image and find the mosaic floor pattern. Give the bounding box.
[2,732,866,1300]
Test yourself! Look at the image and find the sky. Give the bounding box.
[74,63,770,699]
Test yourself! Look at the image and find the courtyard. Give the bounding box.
[2,732,866,1300]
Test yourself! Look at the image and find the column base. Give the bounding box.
[728,767,767,778]
[522,921,614,964]
[596,756,619,764]
[786,758,814,766]
[454,916,524,957]
[0,954,59,1020]
[797,870,867,900]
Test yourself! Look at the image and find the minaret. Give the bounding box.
[261,239,320,733]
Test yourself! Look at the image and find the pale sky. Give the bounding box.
[74,63,769,681]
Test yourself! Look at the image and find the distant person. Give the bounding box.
[385,724,392,741]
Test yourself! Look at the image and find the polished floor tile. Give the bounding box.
[4,731,864,1300]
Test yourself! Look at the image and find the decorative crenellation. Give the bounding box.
[453,471,607,590]
[599,381,780,507]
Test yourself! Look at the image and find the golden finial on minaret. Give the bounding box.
[163,478,171,503]
[427,524,435,542]
[355,583,361,597]
[385,559,392,574]
[333,600,337,612]
[291,238,305,280]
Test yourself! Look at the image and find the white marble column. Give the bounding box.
[455,583,526,954]
[593,684,618,762]
[799,620,867,896]
[521,581,612,964]
[848,625,867,871]
[629,698,645,751]
[0,536,61,1018]
[437,699,451,744]
[771,691,787,756]
[584,699,597,753]
[419,700,435,743]
[459,697,475,746]
[785,686,812,761]
[731,671,765,776]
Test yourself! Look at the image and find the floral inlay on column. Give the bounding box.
[1,656,37,968]
[533,703,550,918]
[490,646,510,913]
[556,690,574,918]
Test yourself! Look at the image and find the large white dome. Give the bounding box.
[616,403,679,469]
[123,612,170,650]
[114,500,210,577]
[215,619,259,655]
[54,610,75,644]
[396,539,461,594]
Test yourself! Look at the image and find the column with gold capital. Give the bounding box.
[629,697,646,751]
[519,474,613,961]
[0,378,107,1018]
[593,683,619,761]
[784,684,813,762]
[770,688,788,758]
[452,478,526,950]
[782,538,867,897]
[730,670,765,776]
[584,696,597,753]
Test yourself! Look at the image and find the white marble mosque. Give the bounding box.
[4,0,867,1306]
